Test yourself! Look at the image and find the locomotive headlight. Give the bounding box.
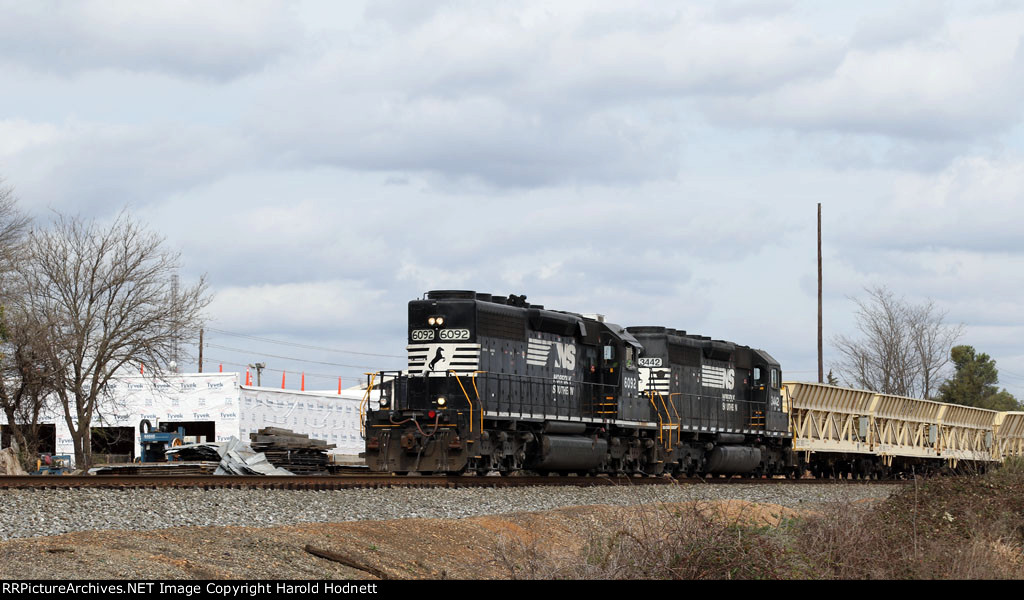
[435,316,444,326]
[428,317,436,326]
[437,396,447,407]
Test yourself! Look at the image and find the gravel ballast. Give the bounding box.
[0,482,902,541]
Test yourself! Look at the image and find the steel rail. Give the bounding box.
[0,474,907,490]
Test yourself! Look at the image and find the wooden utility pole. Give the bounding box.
[818,203,823,384]
[198,328,204,373]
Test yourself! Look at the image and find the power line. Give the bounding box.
[204,356,377,383]
[205,327,404,359]
[204,343,393,371]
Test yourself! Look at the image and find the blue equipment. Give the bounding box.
[138,420,185,462]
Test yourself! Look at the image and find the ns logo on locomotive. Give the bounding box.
[363,290,793,476]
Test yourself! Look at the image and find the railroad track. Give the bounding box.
[0,473,905,490]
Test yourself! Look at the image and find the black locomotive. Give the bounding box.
[363,290,794,476]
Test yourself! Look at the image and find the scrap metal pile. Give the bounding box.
[166,437,293,476]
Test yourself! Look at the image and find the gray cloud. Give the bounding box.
[0,0,300,80]
[849,2,947,50]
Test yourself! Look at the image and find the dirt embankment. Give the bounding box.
[0,500,801,580]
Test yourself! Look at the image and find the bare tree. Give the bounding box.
[0,179,43,468]
[0,180,30,272]
[0,308,60,465]
[16,211,211,467]
[832,286,962,399]
[909,299,963,400]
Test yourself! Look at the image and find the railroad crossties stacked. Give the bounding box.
[249,427,335,475]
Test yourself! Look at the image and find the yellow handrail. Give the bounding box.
[449,371,475,434]
[473,371,487,435]
[654,390,675,449]
[647,392,663,445]
[358,372,377,438]
[668,393,682,443]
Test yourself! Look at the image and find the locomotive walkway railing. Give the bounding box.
[372,370,623,423]
[369,370,774,445]
[465,371,622,421]
[651,392,769,447]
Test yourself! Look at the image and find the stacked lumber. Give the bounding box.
[248,427,335,475]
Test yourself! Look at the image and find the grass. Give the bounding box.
[491,460,1024,580]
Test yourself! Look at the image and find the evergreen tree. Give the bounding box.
[937,345,1022,410]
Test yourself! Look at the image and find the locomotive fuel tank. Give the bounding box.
[528,435,609,471]
[706,445,762,474]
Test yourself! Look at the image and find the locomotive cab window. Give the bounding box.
[625,347,634,370]
[771,368,779,389]
[604,345,615,360]
[753,367,761,382]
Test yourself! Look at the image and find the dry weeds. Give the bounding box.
[492,461,1024,580]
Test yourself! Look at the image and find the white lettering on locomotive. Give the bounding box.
[411,329,434,341]
[556,341,576,370]
[624,376,638,393]
[551,373,574,396]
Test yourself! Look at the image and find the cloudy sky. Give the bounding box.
[2,0,1023,398]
